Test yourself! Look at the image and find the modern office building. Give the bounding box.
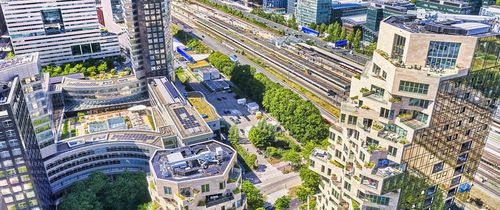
[363,0,415,42]
[44,76,215,197]
[310,15,498,210]
[148,140,245,210]
[263,0,288,12]
[287,0,297,14]
[479,5,500,17]
[0,76,53,210]
[331,2,368,24]
[122,0,174,79]
[0,0,121,66]
[295,0,331,26]
[415,0,496,15]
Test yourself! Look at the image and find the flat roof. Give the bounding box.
[186,92,219,122]
[148,78,212,140]
[151,140,235,181]
[187,60,210,69]
[384,15,498,37]
[0,53,38,70]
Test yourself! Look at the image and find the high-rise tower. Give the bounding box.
[310,16,498,209]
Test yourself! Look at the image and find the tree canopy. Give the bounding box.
[207,51,329,144]
[59,172,150,210]
[242,180,264,210]
[274,195,291,210]
[248,120,276,149]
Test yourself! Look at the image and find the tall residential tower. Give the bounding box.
[310,16,498,210]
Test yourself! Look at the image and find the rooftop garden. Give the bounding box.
[60,108,155,140]
[42,56,129,78]
[186,92,218,121]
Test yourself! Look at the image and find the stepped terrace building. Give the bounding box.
[310,16,498,210]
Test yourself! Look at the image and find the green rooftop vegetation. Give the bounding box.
[42,56,127,78]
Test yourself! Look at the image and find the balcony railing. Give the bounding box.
[206,194,234,207]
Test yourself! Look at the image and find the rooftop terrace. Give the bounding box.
[152,140,235,181]
[0,53,38,70]
[385,15,498,36]
[60,106,157,140]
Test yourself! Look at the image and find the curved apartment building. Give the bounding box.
[148,140,245,210]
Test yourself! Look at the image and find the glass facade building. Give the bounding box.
[0,78,53,210]
[295,0,331,26]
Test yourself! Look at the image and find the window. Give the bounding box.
[201,184,210,193]
[71,45,81,55]
[391,34,406,61]
[409,98,430,108]
[367,137,379,146]
[371,85,385,98]
[432,162,444,173]
[340,114,346,123]
[461,141,472,152]
[321,165,325,173]
[41,9,65,35]
[219,182,225,190]
[327,168,331,176]
[81,44,92,54]
[0,151,10,158]
[347,116,357,125]
[359,152,365,161]
[343,181,351,191]
[0,141,6,149]
[388,146,397,156]
[380,108,395,119]
[91,43,101,53]
[426,41,461,69]
[399,81,429,94]
[426,186,437,196]
[8,139,18,147]
[2,120,13,128]
[5,130,15,138]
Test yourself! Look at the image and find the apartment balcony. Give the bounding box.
[374,49,467,79]
[396,115,427,130]
[341,102,359,114]
[204,193,235,207]
[227,168,242,189]
[371,159,405,179]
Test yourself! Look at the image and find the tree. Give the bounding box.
[97,62,108,72]
[353,29,362,49]
[242,180,264,209]
[59,172,150,210]
[274,195,291,210]
[497,0,500,6]
[319,23,327,34]
[346,30,355,43]
[296,186,314,203]
[309,22,317,30]
[299,168,320,189]
[340,27,346,40]
[282,150,302,168]
[327,23,335,35]
[248,154,258,168]
[248,120,276,149]
[228,125,240,145]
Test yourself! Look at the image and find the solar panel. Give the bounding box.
[173,107,200,129]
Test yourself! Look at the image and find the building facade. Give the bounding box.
[0,0,121,66]
[263,0,288,11]
[295,0,331,26]
[416,0,496,15]
[310,16,498,210]
[122,0,174,79]
[363,0,415,42]
[148,140,245,210]
[0,77,53,210]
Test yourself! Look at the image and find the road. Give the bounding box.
[172,6,338,122]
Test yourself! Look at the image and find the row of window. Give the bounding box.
[399,80,429,94]
[71,43,101,56]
